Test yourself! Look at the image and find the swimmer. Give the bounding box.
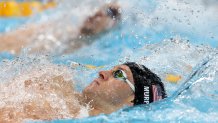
[0,62,167,122]
[64,2,121,53]
[0,2,121,54]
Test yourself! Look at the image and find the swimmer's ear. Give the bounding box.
[126,95,134,106]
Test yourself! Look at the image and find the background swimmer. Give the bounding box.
[0,62,166,123]
[0,2,121,54]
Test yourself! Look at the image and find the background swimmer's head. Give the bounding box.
[83,62,167,108]
[80,3,121,36]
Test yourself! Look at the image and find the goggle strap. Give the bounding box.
[125,79,135,92]
[115,70,135,92]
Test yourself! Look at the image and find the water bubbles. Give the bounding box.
[135,34,138,39]
[105,0,112,4]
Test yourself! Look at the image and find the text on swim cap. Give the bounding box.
[144,86,149,104]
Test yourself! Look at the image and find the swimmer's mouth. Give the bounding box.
[93,79,100,85]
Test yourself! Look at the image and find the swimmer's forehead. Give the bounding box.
[112,65,132,74]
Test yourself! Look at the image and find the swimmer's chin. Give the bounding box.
[83,80,99,92]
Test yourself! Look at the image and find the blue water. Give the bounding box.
[1,0,218,122]
[0,18,27,32]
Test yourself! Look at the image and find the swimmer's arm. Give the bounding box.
[0,23,47,54]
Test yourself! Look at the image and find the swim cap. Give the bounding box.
[124,62,167,105]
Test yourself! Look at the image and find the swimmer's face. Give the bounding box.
[83,65,134,106]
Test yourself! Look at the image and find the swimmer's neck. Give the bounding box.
[76,93,121,116]
[87,95,134,116]
[88,102,120,116]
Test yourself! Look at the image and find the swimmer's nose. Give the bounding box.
[99,70,109,81]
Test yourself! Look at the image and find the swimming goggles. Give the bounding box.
[113,69,135,92]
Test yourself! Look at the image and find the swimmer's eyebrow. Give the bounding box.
[115,66,129,74]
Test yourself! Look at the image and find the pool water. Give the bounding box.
[0,0,218,122]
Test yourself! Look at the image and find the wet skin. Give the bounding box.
[83,65,135,115]
[0,64,135,122]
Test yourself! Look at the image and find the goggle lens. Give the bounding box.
[113,69,135,92]
[113,69,125,79]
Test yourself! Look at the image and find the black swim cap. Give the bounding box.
[124,62,167,105]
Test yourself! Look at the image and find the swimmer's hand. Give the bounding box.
[79,2,121,36]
